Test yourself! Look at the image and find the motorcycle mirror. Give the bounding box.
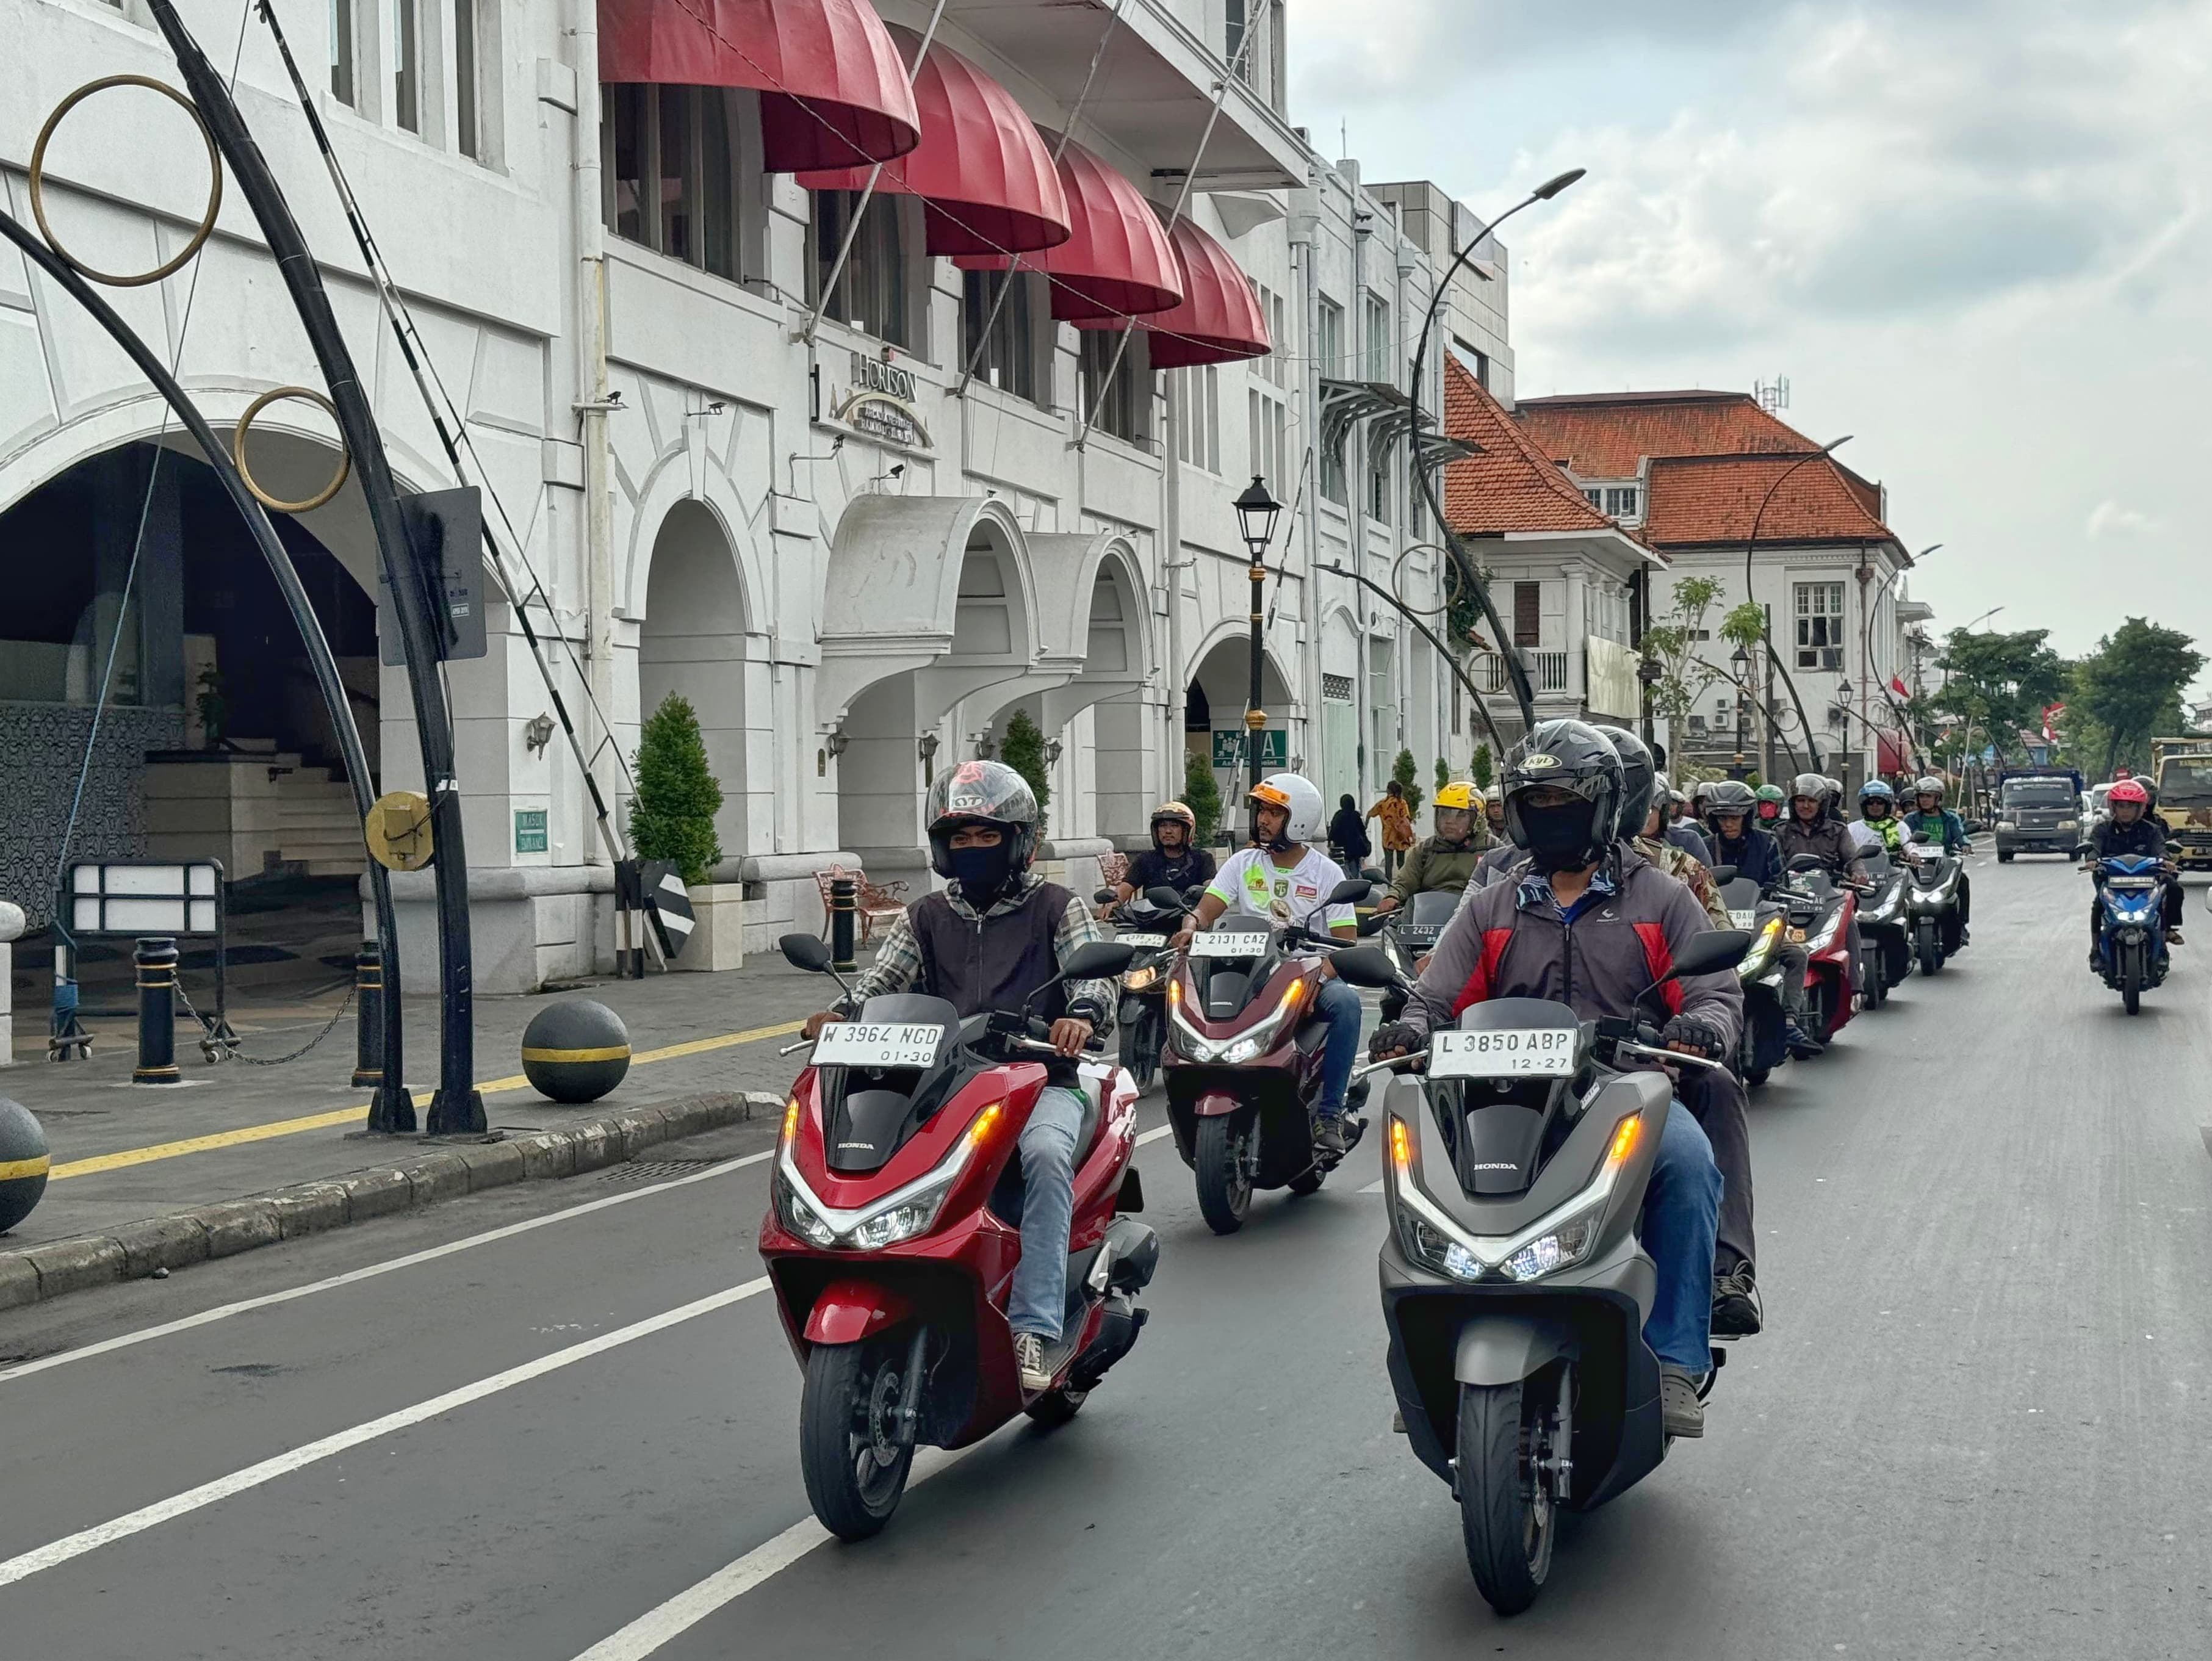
[1357,912,1390,937]
[1327,945,1400,989]
[1706,863,1738,885]
[1093,886,1117,905]
[1327,877,1372,906]
[1361,866,1388,884]
[1909,830,1935,845]
[1660,928,1753,981]
[779,933,834,974]
[1056,939,1140,982]
[1145,884,1186,911]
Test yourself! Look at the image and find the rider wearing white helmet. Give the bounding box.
[1173,772,1364,1154]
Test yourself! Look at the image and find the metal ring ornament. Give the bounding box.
[1388,543,1456,618]
[29,75,224,287]
[232,386,353,513]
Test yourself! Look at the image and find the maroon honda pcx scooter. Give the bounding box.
[759,932,1159,1539]
[1156,877,1372,1234]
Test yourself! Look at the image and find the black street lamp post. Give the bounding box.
[1730,643,1753,776]
[1234,477,1283,838]
[1743,434,1851,784]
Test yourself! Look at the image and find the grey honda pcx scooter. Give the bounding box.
[1332,928,1751,1616]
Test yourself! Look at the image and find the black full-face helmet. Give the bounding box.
[1592,725,1655,840]
[926,760,1040,883]
[1501,720,1626,868]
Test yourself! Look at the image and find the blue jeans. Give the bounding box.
[1639,1100,1723,1371]
[1007,1085,1085,1342]
[1313,975,1363,1119]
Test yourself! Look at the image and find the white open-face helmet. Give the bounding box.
[1248,771,1324,849]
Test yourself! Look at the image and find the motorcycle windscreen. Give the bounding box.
[1437,999,1587,1196]
[1197,917,1272,1018]
[820,993,960,1173]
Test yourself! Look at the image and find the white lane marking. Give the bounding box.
[1136,1124,1172,1146]
[572,1444,983,1661]
[0,1277,769,1590]
[1,1153,773,1386]
[1360,1178,1385,1194]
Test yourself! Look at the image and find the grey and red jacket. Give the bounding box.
[1403,846,1743,1052]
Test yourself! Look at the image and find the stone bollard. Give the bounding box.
[133,937,181,1085]
[0,901,21,1067]
[829,875,858,973]
[0,1097,47,1233]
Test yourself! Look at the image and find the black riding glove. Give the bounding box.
[1369,1021,1424,1061]
[1660,1014,1727,1060]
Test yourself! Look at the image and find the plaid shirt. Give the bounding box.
[837,873,1115,1032]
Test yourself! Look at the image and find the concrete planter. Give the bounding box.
[674,883,748,971]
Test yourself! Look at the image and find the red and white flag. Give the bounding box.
[2042,701,2066,743]
[1889,675,1910,697]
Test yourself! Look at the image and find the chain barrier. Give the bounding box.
[173,977,356,1068]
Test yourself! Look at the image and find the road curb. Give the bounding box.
[0,1089,780,1311]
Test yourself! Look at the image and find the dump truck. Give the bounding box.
[1990,766,2085,861]
[2151,736,2212,870]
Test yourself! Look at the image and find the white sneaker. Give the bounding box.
[1012,1332,1053,1393]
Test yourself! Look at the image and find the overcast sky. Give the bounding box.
[1287,0,2208,674]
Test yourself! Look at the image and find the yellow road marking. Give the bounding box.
[519,1045,632,1063]
[0,1155,52,1181]
[49,1017,805,1182]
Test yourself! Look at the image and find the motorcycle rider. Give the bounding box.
[1368,721,1737,1434]
[1849,779,1909,856]
[1482,782,1508,841]
[1904,777,1972,941]
[1705,779,1818,1057]
[1754,782,1786,827]
[800,761,1111,1394]
[2085,777,2185,960]
[1375,780,1492,913]
[1652,773,1717,866]
[1775,773,1868,884]
[1619,746,1732,931]
[1172,773,1363,1156]
[1100,801,1217,917]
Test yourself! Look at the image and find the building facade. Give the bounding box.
[0,0,1507,990]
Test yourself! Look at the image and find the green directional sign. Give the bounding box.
[1213,729,1287,769]
[513,807,549,854]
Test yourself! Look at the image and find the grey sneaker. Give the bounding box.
[1711,1263,1764,1337]
[1012,1332,1052,1393]
[1660,1364,1706,1438]
[1314,1115,1349,1158]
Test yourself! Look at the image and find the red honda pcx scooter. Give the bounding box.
[760,932,1157,1540]
[1156,876,1374,1234]
[1781,856,1860,1044]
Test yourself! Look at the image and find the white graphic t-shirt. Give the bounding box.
[1205,846,1356,943]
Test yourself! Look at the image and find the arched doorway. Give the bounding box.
[1187,632,1295,847]
[638,500,756,863]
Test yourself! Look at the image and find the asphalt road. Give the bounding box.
[4,856,2209,1659]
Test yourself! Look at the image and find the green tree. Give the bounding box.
[1933,627,2066,768]
[1638,576,1727,732]
[1434,756,1452,798]
[1392,747,1424,816]
[2067,618,2205,776]
[1469,744,1493,790]
[1182,748,1223,846]
[998,708,1052,832]
[629,693,723,885]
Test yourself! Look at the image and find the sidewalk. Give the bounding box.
[1,954,845,1258]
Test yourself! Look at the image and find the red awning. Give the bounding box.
[953,141,1182,321]
[1076,213,1270,368]
[597,0,920,174]
[794,30,1069,257]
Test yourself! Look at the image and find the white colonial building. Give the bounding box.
[0,0,1511,991]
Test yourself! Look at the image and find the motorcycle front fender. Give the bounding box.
[1454,1314,1578,1388]
[802,1280,915,1346]
[1192,1089,1244,1119]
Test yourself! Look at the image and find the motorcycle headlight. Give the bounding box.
[776,1106,992,1251]
[1737,917,1781,976]
[1387,1111,1629,1286]
[1807,912,1842,954]
[775,1171,840,1248]
[843,1171,959,1250]
[1499,1205,1604,1283]
[1222,1034,1266,1064]
[1123,964,1159,990]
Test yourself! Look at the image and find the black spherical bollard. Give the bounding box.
[0,1098,51,1234]
[520,1001,632,1104]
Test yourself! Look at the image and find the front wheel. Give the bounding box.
[1194,1113,1253,1234]
[798,1336,917,1541]
[1119,1007,1158,1092]
[1998,850,2015,863]
[1457,1369,1568,1617]
[2121,940,2144,1015]
[1917,921,1943,976]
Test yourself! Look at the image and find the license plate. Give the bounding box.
[1430,1026,1578,1079]
[1786,926,1807,943]
[1396,926,1441,947]
[1186,931,1265,959]
[813,1022,940,1068]
[1117,932,1168,948]
[1728,909,1757,929]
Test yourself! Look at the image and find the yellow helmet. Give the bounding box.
[1433,781,1476,811]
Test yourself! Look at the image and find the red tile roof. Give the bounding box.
[1638,453,1894,547]
[1514,390,1817,478]
[1441,358,1624,537]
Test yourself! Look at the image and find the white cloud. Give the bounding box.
[2087,501,2164,539]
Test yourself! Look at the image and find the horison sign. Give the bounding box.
[833,353,932,450]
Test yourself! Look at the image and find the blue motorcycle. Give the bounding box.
[2091,854,2171,1014]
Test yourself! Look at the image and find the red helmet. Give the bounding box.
[2109,779,2150,806]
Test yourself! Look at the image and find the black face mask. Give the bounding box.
[1520,799,1599,873]
[949,841,1017,902]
